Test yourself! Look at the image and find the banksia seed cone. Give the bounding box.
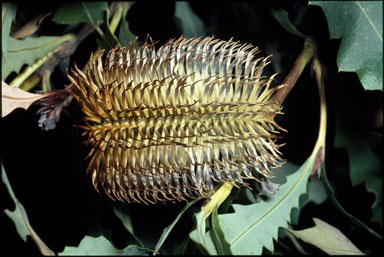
[67,36,285,204]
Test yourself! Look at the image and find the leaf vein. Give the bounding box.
[7,37,67,53]
[355,1,383,43]
[231,158,311,246]
[81,2,97,28]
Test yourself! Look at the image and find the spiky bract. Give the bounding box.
[67,36,285,204]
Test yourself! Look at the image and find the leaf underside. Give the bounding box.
[190,152,316,254]
[287,217,364,255]
[58,235,147,255]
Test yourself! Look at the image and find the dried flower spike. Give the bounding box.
[67,36,285,204]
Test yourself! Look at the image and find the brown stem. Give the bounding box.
[273,37,317,105]
[36,24,95,78]
[36,2,120,83]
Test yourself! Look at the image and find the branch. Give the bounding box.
[273,37,317,105]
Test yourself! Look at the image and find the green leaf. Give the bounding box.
[118,16,136,47]
[2,164,55,255]
[291,178,328,225]
[335,125,382,187]
[2,2,17,66]
[210,205,232,255]
[189,182,233,254]
[94,7,120,51]
[335,126,382,225]
[102,8,121,50]
[216,154,317,255]
[290,192,309,226]
[173,236,193,255]
[117,3,136,47]
[189,210,218,255]
[287,218,364,255]
[96,37,109,51]
[310,1,383,91]
[189,154,316,255]
[307,178,328,205]
[154,198,200,254]
[2,35,68,80]
[174,2,206,37]
[269,9,306,38]
[59,235,148,255]
[335,127,382,186]
[330,82,382,225]
[52,2,108,28]
[112,205,144,247]
[322,164,382,240]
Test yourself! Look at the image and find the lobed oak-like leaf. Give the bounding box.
[287,218,364,255]
[58,235,147,255]
[204,154,316,255]
[310,1,383,91]
[1,81,47,117]
[2,164,54,256]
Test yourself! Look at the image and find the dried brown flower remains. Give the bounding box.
[67,36,285,204]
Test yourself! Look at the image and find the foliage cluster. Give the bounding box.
[1,1,382,255]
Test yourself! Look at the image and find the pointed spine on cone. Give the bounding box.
[67,36,286,204]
